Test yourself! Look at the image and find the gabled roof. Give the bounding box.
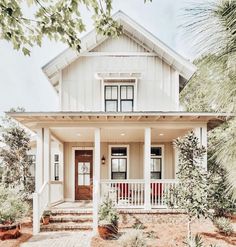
[42,10,196,92]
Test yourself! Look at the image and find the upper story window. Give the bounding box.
[104,81,135,112]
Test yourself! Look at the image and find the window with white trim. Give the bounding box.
[54,154,59,181]
[110,146,128,179]
[150,146,162,179]
[104,81,134,112]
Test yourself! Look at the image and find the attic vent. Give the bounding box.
[104,79,135,83]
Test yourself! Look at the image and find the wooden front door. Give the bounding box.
[75,150,93,200]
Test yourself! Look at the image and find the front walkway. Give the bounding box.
[21,231,93,247]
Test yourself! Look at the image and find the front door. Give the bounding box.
[75,150,93,200]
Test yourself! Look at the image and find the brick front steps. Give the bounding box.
[40,207,93,232]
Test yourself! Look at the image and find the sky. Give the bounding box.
[0,0,194,116]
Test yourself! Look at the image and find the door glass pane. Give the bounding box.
[112,159,119,172]
[106,101,117,111]
[78,162,84,173]
[119,159,127,172]
[151,172,161,179]
[84,162,90,173]
[84,174,90,185]
[78,174,83,185]
[121,101,133,112]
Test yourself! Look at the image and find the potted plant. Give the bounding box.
[42,210,51,225]
[98,198,119,239]
[0,186,29,240]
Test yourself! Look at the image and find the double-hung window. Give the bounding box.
[110,146,128,179]
[150,146,163,179]
[104,83,134,112]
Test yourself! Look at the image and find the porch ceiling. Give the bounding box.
[7,111,230,131]
[49,127,191,142]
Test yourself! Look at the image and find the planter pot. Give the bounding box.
[0,223,21,240]
[98,223,118,239]
[42,216,50,225]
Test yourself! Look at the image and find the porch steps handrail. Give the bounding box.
[33,181,49,235]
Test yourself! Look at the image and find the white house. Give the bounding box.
[8,11,227,234]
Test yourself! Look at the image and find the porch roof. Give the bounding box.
[7,111,231,130]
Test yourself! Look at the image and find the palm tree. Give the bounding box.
[182,0,236,199]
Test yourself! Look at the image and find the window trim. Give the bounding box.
[104,85,119,112]
[109,145,129,180]
[101,78,138,112]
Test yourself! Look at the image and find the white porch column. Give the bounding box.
[93,128,101,232]
[194,125,207,170]
[59,143,64,201]
[35,128,44,192]
[144,127,151,210]
[43,128,51,204]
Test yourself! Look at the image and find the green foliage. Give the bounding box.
[182,0,236,200]
[184,234,204,247]
[119,229,147,247]
[207,128,236,217]
[43,210,51,217]
[171,131,208,220]
[0,0,123,55]
[0,108,34,198]
[214,217,234,236]
[0,185,29,224]
[98,197,119,225]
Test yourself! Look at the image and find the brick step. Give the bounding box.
[50,209,93,215]
[40,222,92,232]
[50,214,93,223]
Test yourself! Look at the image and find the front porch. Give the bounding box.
[31,119,207,234]
[7,111,222,234]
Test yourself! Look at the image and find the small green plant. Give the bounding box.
[214,217,234,236]
[0,185,29,224]
[98,197,119,225]
[43,210,51,217]
[184,234,204,247]
[119,229,147,247]
[132,218,145,230]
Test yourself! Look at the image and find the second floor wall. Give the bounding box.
[60,35,180,112]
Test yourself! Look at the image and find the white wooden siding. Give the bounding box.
[61,34,179,111]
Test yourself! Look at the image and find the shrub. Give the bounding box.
[98,197,119,225]
[119,229,146,247]
[214,217,234,236]
[0,185,29,224]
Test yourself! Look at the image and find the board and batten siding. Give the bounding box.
[63,141,175,201]
[60,34,179,112]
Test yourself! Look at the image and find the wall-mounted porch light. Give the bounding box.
[101,155,106,165]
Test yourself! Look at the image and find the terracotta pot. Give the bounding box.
[0,223,21,240]
[98,223,118,239]
[42,216,50,225]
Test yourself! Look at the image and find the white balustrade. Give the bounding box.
[100,179,178,209]
[151,179,178,208]
[100,180,145,208]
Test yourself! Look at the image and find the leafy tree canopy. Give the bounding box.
[0,0,123,55]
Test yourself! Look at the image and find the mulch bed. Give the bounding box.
[91,218,236,247]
